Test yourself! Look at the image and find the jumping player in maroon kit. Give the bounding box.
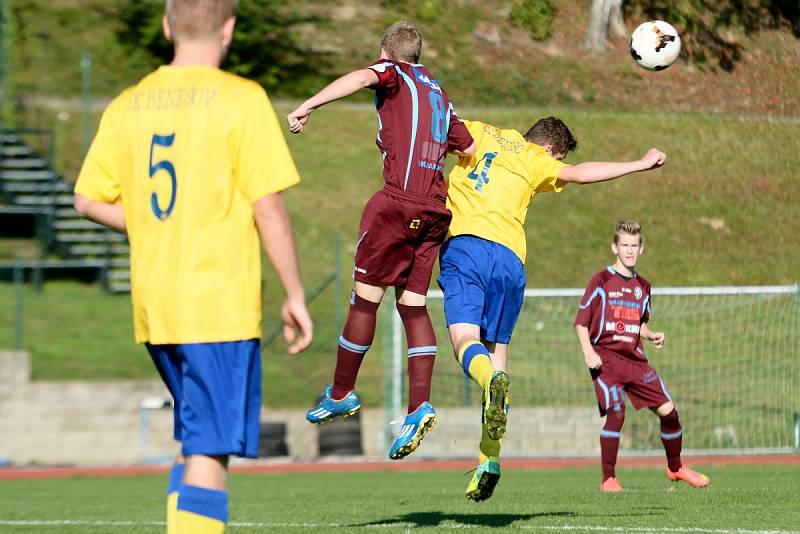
[575,221,710,492]
[288,21,476,459]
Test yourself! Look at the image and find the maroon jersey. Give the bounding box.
[368,60,473,202]
[575,266,652,362]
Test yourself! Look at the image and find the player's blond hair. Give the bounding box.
[614,220,643,244]
[380,21,422,63]
[166,0,238,43]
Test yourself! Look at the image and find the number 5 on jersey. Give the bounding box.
[149,133,177,221]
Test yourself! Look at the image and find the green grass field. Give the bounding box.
[0,464,798,532]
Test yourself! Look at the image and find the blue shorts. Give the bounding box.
[437,235,526,344]
[147,339,262,458]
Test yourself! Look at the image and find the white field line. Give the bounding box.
[0,520,797,533]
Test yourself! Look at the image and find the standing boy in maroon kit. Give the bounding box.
[575,221,710,492]
[288,21,476,459]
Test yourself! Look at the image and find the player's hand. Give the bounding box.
[287,107,311,134]
[584,350,603,370]
[640,148,666,170]
[648,331,666,349]
[281,298,313,355]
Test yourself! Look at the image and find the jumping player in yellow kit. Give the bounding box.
[441,117,668,501]
[73,1,312,532]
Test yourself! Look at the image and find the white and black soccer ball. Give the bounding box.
[629,20,681,71]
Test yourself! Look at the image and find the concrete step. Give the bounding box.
[12,194,74,206]
[2,181,71,193]
[68,243,130,256]
[0,134,21,143]
[53,219,106,231]
[56,232,127,243]
[55,207,80,218]
[0,169,58,180]
[109,282,131,293]
[108,270,130,280]
[1,145,35,157]
[1,158,48,169]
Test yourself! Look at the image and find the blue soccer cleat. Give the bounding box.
[388,402,437,460]
[306,385,361,424]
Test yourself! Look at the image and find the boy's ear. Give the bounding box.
[639,244,645,256]
[162,15,173,42]
[611,242,618,256]
[543,144,553,155]
[221,16,236,47]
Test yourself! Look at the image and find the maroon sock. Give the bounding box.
[396,303,436,413]
[660,408,683,472]
[600,408,625,481]
[331,294,380,399]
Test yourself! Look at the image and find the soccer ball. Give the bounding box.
[629,20,681,71]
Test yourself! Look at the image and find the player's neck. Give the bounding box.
[612,260,635,278]
[170,42,224,68]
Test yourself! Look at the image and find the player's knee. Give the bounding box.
[660,407,680,427]
[604,406,625,431]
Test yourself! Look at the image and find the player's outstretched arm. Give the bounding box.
[253,192,313,355]
[287,69,380,134]
[641,323,666,349]
[575,325,603,369]
[558,148,666,184]
[74,194,126,233]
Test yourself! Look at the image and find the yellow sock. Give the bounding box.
[478,422,502,464]
[166,492,179,534]
[458,341,495,389]
[176,510,225,533]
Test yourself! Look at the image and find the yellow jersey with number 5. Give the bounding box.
[446,120,566,264]
[75,65,300,344]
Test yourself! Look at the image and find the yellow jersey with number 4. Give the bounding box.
[446,120,566,264]
[75,65,300,344]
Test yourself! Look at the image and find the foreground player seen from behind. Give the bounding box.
[574,221,710,492]
[288,21,475,460]
[73,0,313,531]
[441,118,668,501]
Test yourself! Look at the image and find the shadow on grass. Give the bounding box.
[356,511,572,528]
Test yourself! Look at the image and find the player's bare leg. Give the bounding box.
[389,288,438,459]
[653,401,710,487]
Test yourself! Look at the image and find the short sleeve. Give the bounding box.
[527,150,568,195]
[575,275,603,327]
[446,106,474,152]
[74,103,122,203]
[641,286,651,323]
[368,61,400,95]
[235,86,301,203]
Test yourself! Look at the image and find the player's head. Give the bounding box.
[612,220,644,270]
[163,0,238,48]
[380,21,423,63]
[524,117,578,161]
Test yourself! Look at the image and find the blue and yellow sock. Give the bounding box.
[176,485,228,534]
[166,463,184,534]
[457,341,495,389]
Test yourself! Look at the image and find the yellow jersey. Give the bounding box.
[446,120,567,263]
[75,65,301,344]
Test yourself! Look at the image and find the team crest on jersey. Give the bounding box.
[634,286,643,300]
[413,69,441,92]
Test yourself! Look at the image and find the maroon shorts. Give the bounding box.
[353,186,451,295]
[590,348,672,416]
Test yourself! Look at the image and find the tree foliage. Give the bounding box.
[625,0,800,70]
[111,0,331,93]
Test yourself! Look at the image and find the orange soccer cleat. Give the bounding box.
[600,477,623,492]
[666,466,710,487]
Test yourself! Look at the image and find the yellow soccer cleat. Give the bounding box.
[483,371,510,440]
[667,466,710,487]
[466,458,501,502]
